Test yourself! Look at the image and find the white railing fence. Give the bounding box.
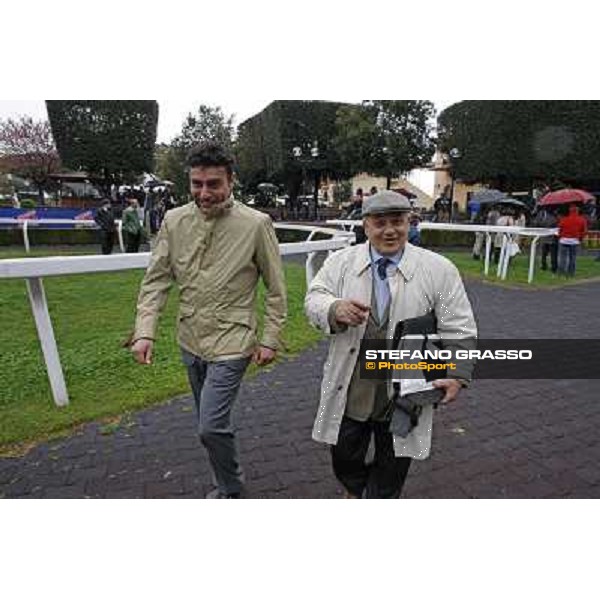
[0,218,128,254]
[327,219,558,284]
[0,223,355,408]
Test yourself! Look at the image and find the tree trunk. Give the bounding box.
[286,171,303,220]
[386,175,392,190]
[312,172,321,221]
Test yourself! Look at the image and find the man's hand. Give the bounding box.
[334,299,370,327]
[131,338,154,365]
[253,345,277,366]
[432,378,464,404]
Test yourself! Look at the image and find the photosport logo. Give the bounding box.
[359,339,600,380]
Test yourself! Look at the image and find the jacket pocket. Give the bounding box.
[179,303,195,321]
[217,308,253,328]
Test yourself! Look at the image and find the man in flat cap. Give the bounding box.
[94,199,116,255]
[305,190,477,498]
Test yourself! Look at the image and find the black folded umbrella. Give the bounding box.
[390,389,444,438]
[470,189,510,204]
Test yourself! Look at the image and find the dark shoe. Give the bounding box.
[205,488,242,499]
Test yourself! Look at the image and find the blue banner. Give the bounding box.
[0,207,97,229]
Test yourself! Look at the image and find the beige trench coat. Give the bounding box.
[305,242,477,459]
[134,200,287,360]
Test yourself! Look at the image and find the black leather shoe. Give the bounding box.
[205,488,242,499]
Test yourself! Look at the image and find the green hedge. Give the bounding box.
[0,227,311,247]
[421,229,474,247]
[0,228,100,246]
[0,226,477,248]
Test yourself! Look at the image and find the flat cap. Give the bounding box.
[361,190,412,216]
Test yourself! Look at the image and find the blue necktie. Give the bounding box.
[377,257,391,280]
[376,257,391,319]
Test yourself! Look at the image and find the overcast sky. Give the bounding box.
[0,99,368,143]
[0,99,454,195]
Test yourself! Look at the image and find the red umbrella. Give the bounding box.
[538,188,596,206]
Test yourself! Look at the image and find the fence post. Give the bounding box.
[117,220,125,253]
[22,220,31,254]
[484,233,492,275]
[528,237,541,284]
[25,277,69,407]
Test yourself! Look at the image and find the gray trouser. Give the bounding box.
[181,349,250,495]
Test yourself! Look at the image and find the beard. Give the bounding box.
[196,196,234,220]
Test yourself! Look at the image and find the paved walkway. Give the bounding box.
[2,278,600,498]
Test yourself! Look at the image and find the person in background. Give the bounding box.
[533,208,559,273]
[451,201,459,222]
[122,198,144,253]
[557,204,588,277]
[408,213,421,246]
[433,194,450,223]
[343,188,364,220]
[469,201,480,223]
[353,188,364,212]
[514,210,527,247]
[148,191,160,235]
[493,208,515,264]
[486,206,500,226]
[471,212,485,260]
[94,199,116,255]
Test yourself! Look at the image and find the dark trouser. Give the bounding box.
[558,243,578,276]
[493,247,501,264]
[99,230,114,255]
[182,349,250,496]
[541,241,558,272]
[331,416,412,499]
[125,231,141,253]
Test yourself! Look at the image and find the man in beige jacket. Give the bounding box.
[305,190,476,498]
[131,141,287,498]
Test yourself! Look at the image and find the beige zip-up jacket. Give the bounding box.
[134,200,287,360]
[305,242,477,459]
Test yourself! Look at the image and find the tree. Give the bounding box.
[437,101,600,191]
[0,116,60,202]
[236,100,348,217]
[333,100,437,189]
[156,105,235,198]
[174,105,235,152]
[332,104,379,177]
[46,100,158,191]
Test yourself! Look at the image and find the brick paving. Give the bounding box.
[1,277,600,499]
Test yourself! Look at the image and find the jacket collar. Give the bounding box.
[191,196,235,221]
[353,242,418,281]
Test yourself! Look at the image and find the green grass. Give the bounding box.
[441,250,600,288]
[2,244,599,452]
[0,256,322,452]
[0,246,98,259]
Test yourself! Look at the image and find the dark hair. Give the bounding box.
[186,141,234,177]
